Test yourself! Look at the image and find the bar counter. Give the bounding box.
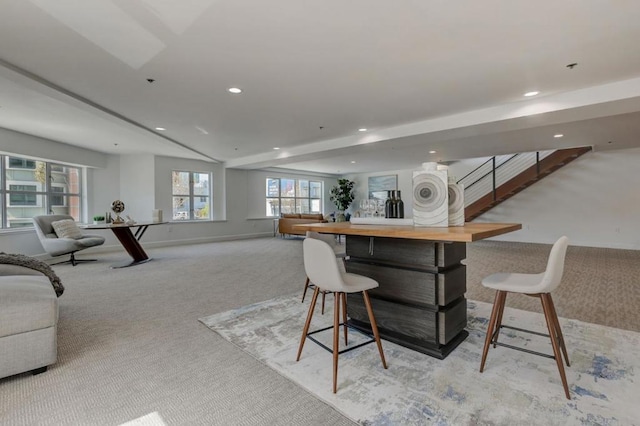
[294,221,521,359]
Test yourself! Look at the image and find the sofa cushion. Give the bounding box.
[0,276,58,338]
[51,219,83,239]
[0,264,45,277]
[300,214,324,220]
[279,216,328,235]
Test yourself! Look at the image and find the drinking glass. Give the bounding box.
[367,199,377,217]
[359,199,368,217]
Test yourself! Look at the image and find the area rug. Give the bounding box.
[199,295,639,425]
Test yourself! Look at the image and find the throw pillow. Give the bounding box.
[51,219,83,240]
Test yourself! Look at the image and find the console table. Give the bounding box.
[81,221,167,268]
[293,222,521,359]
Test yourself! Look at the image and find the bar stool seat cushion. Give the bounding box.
[342,273,378,293]
[482,272,545,293]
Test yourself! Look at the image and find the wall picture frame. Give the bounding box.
[368,175,397,200]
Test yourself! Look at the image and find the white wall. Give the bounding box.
[3,128,639,254]
[89,154,120,220]
[246,169,337,218]
[343,161,490,218]
[154,156,225,221]
[0,129,111,255]
[0,127,107,168]
[344,169,414,216]
[474,148,640,249]
[0,141,339,256]
[119,154,156,222]
[347,147,640,249]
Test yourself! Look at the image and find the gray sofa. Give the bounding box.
[0,265,58,380]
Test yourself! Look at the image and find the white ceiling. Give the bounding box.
[1,0,640,175]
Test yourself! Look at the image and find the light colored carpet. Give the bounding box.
[465,241,640,332]
[200,293,640,425]
[120,412,167,426]
[1,237,639,425]
[0,238,354,426]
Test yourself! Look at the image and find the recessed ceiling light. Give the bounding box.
[273,147,280,150]
[429,150,437,154]
[350,161,356,164]
[228,87,242,94]
[155,127,166,131]
[358,128,367,132]
[524,91,539,97]
[554,134,564,138]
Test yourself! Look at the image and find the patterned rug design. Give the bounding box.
[200,294,639,425]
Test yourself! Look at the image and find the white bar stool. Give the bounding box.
[300,231,347,314]
[296,237,387,393]
[479,236,571,399]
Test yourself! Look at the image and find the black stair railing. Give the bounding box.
[457,151,548,205]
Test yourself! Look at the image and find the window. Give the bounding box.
[8,158,36,169]
[9,185,38,206]
[265,178,322,217]
[1,155,83,229]
[51,186,65,206]
[172,170,211,221]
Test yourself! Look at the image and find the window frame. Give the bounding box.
[1,155,83,229]
[171,170,212,221]
[7,183,41,207]
[265,177,323,217]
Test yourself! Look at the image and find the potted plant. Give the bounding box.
[329,178,355,222]
[93,215,105,225]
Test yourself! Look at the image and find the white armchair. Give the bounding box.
[32,215,105,266]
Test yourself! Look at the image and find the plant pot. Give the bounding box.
[336,212,346,222]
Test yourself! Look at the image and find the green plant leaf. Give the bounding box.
[329,178,355,211]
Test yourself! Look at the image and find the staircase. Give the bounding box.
[459,146,592,221]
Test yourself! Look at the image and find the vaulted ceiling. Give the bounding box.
[1,0,640,175]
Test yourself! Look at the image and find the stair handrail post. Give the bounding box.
[536,151,540,176]
[492,156,497,201]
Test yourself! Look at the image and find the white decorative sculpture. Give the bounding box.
[412,162,449,227]
[111,200,125,224]
[152,209,163,223]
[448,176,465,227]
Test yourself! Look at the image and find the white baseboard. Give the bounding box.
[33,232,274,262]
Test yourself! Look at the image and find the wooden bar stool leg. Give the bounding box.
[547,294,570,367]
[541,294,571,399]
[480,290,502,373]
[296,287,320,362]
[301,277,310,303]
[363,290,387,369]
[342,291,348,346]
[493,291,508,348]
[321,291,327,315]
[333,291,341,393]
